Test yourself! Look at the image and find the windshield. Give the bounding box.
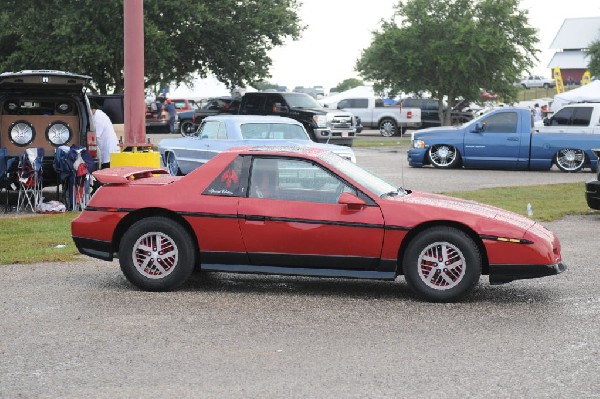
[282,93,321,109]
[319,152,403,197]
[240,123,310,140]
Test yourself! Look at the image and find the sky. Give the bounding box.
[171,0,600,98]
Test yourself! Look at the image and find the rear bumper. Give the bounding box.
[73,236,114,261]
[489,262,567,285]
[585,179,600,210]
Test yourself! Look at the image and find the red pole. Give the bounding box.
[123,0,146,146]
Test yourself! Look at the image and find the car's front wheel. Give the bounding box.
[427,145,461,168]
[402,226,481,302]
[180,120,195,136]
[379,118,399,137]
[555,148,585,172]
[119,217,196,291]
[166,152,182,176]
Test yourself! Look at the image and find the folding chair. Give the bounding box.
[17,148,44,213]
[0,148,18,213]
[53,145,95,211]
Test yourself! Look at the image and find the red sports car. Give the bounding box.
[72,146,566,302]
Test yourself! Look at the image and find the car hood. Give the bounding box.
[384,191,536,233]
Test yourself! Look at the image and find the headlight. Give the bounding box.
[9,120,35,146]
[412,139,426,149]
[46,121,72,146]
[312,115,327,128]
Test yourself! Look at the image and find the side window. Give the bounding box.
[249,157,355,203]
[337,99,351,109]
[242,95,265,112]
[353,98,369,108]
[198,121,226,139]
[551,107,574,126]
[203,157,244,197]
[571,107,593,127]
[483,112,518,133]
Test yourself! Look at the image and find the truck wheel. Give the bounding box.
[379,118,398,137]
[180,120,195,136]
[521,84,528,89]
[402,226,481,302]
[427,145,461,168]
[555,149,585,172]
[543,83,550,89]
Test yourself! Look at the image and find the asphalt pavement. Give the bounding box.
[1,136,599,398]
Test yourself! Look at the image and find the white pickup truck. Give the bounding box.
[325,96,422,137]
[538,103,600,134]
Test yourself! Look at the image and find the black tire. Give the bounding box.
[119,217,196,291]
[180,120,195,136]
[427,145,461,168]
[521,84,528,89]
[379,118,398,137]
[402,226,481,302]
[166,152,182,176]
[543,83,550,89]
[555,149,585,172]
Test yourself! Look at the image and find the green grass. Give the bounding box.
[445,182,597,222]
[353,138,411,147]
[0,212,80,265]
[0,182,597,265]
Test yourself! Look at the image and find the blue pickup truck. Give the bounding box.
[407,107,600,173]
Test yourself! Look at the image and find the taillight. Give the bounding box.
[87,131,97,157]
[407,111,412,119]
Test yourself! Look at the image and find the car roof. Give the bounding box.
[203,114,303,125]
[223,145,329,159]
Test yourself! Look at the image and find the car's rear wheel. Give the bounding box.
[543,83,550,89]
[119,217,196,291]
[379,118,398,137]
[180,120,195,136]
[555,148,585,172]
[402,226,481,302]
[166,152,182,176]
[427,145,461,168]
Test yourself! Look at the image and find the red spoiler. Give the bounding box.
[92,166,169,184]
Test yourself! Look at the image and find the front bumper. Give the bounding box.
[315,127,356,141]
[585,179,600,210]
[407,148,428,167]
[489,262,567,285]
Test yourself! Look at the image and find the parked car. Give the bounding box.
[170,98,198,113]
[158,115,356,175]
[400,98,474,129]
[408,107,600,172]
[333,96,421,137]
[72,146,566,302]
[0,70,102,184]
[519,75,555,90]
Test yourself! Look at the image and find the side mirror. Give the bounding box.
[543,117,551,126]
[338,192,366,210]
[474,122,485,133]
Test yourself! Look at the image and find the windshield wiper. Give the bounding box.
[380,187,411,198]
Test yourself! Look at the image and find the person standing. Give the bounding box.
[164,99,177,134]
[533,103,542,122]
[92,106,120,168]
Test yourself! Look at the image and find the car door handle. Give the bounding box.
[507,137,520,141]
[245,215,266,221]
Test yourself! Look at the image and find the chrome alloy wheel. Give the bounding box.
[428,145,458,168]
[556,148,585,172]
[132,232,179,279]
[416,241,466,290]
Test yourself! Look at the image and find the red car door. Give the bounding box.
[237,157,385,270]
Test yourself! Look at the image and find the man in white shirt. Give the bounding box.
[92,107,120,168]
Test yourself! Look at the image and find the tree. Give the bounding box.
[0,0,303,94]
[356,0,538,125]
[588,40,600,77]
[335,78,364,92]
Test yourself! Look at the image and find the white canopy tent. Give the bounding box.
[551,80,600,111]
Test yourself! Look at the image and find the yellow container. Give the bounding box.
[110,148,161,168]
